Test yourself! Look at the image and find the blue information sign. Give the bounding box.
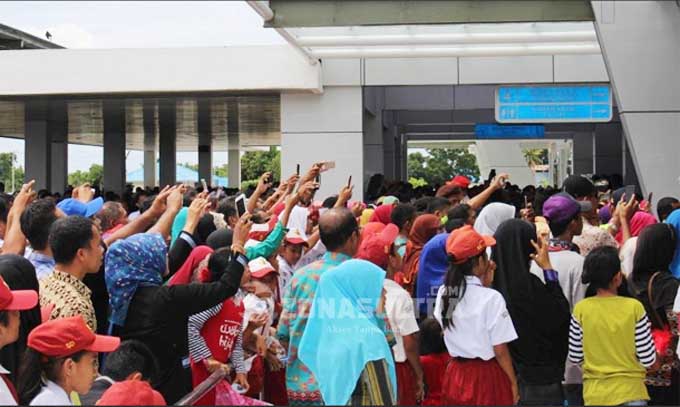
[475,124,544,139]
[495,85,612,123]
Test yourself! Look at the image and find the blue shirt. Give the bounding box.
[25,251,56,281]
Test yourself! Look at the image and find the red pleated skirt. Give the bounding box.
[395,361,417,406]
[441,357,513,406]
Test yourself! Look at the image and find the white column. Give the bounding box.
[197,99,213,187]
[24,99,51,191]
[159,100,176,187]
[143,100,156,187]
[102,99,126,195]
[281,86,364,201]
[592,1,680,203]
[49,100,68,193]
[227,101,240,188]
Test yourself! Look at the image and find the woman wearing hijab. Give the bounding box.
[474,202,516,236]
[369,204,394,225]
[630,224,680,405]
[105,221,250,404]
[415,234,448,316]
[400,214,442,295]
[620,212,658,277]
[298,259,397,406]
[168,245,214,286]
[0,255,41,383]
[492,219,571,405]
[206,228,233,250]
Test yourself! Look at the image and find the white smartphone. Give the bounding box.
[234,193,247,218]
[200,178,208,191]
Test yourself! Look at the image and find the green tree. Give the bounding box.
[240,147,280,183]
[522,148,548,168]
[213,164,228,178]
[181,162,199,172]
[0,152,24,192]
[68,164,103,187]
[407,148,480,186]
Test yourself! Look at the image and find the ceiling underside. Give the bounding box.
[0,96,281,151]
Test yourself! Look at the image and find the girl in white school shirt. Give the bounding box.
[434,225,519,406]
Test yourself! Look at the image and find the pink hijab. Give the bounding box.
[616,211,657,243]
[369,204,394,225]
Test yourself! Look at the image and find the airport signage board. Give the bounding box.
[475,124,545,139]
[495,85,612,123]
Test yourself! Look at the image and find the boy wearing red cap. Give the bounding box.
[356,224,425,405]
[0,276,38,405]
[16,316,120,406]
[434,225,519,406]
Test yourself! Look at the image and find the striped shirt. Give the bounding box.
[188,302,246,373]
[569,296,654,406]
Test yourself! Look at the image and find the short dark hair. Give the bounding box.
[548,215,577,237]
[0,196,8,224]
[657,197,679,222]
[390,204,416,230]
[319,208,358,251]
[322,196,338,209]
[20,199,58,251]
[426,197,451,214]
[419,318,446,355]
[49,216,95,264]
[102,340,159,385]
[414,197,434,213]
[447,204,471,221]
[582,246,621,290]
[216,198,236,219]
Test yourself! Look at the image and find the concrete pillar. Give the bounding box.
[102,99,126,195]
[592,1,680,203]
[158,100,176,187]
[281,86,364,200]
[227,101,240,188]
[143,100,156,188]
[572,132,594,176]
[363,87,385,189]
[197,99,213,187]
[49,100,68,193]
[24,99,51,191]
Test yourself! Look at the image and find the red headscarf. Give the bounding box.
[168,245,214,286]
[399,214,442,294]
[370,204,394,225]
[616,211,657,243]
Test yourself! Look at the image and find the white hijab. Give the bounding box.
[474,202,517,236]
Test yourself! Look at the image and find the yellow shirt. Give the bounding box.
[571,296,652,406]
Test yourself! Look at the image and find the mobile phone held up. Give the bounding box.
[200,178,208,192]
[235,193,247,218]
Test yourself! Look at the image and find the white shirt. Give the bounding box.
[0,364,17,406]
[277,241,327,297]
[384,279,420,363]
[619,237,638,278]
[434,276,517,361]
[30,380,72,406]
[530,251,587,310]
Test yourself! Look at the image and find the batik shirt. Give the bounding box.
[277,252,351,404]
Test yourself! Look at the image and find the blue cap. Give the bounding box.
[57,197,104,218]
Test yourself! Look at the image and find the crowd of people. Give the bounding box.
[0,162,679,406]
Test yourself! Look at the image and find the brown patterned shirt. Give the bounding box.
[39,270,97,332]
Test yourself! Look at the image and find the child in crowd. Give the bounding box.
[568,246,656,406]
[0,275,39,406]
[434,225,519,405]
[418,318,448,406]
[17,316,120,406]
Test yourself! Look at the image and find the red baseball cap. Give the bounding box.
[97,380,166,406]
[284,228,308,247]
[27,316,120,357]
[445,225,496,264]
[248,257,279,279]
[0,276,38,311]
[451,175,471,189]
[356,224,400,269]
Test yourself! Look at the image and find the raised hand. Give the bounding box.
[530,236,553,271]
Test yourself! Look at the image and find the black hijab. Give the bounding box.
[492,218,537,304]
[196,213,218,245]
[631,223,679,318]
[0,255,41,382]
[205,228,233,250]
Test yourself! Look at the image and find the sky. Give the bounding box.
[0,1,285,173]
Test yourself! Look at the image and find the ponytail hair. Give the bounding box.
[17,348,86,405]
[440,254,481,330]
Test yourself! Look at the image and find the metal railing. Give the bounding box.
[175,369,228,406]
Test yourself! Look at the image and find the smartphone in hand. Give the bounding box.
[235,194,247,218]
